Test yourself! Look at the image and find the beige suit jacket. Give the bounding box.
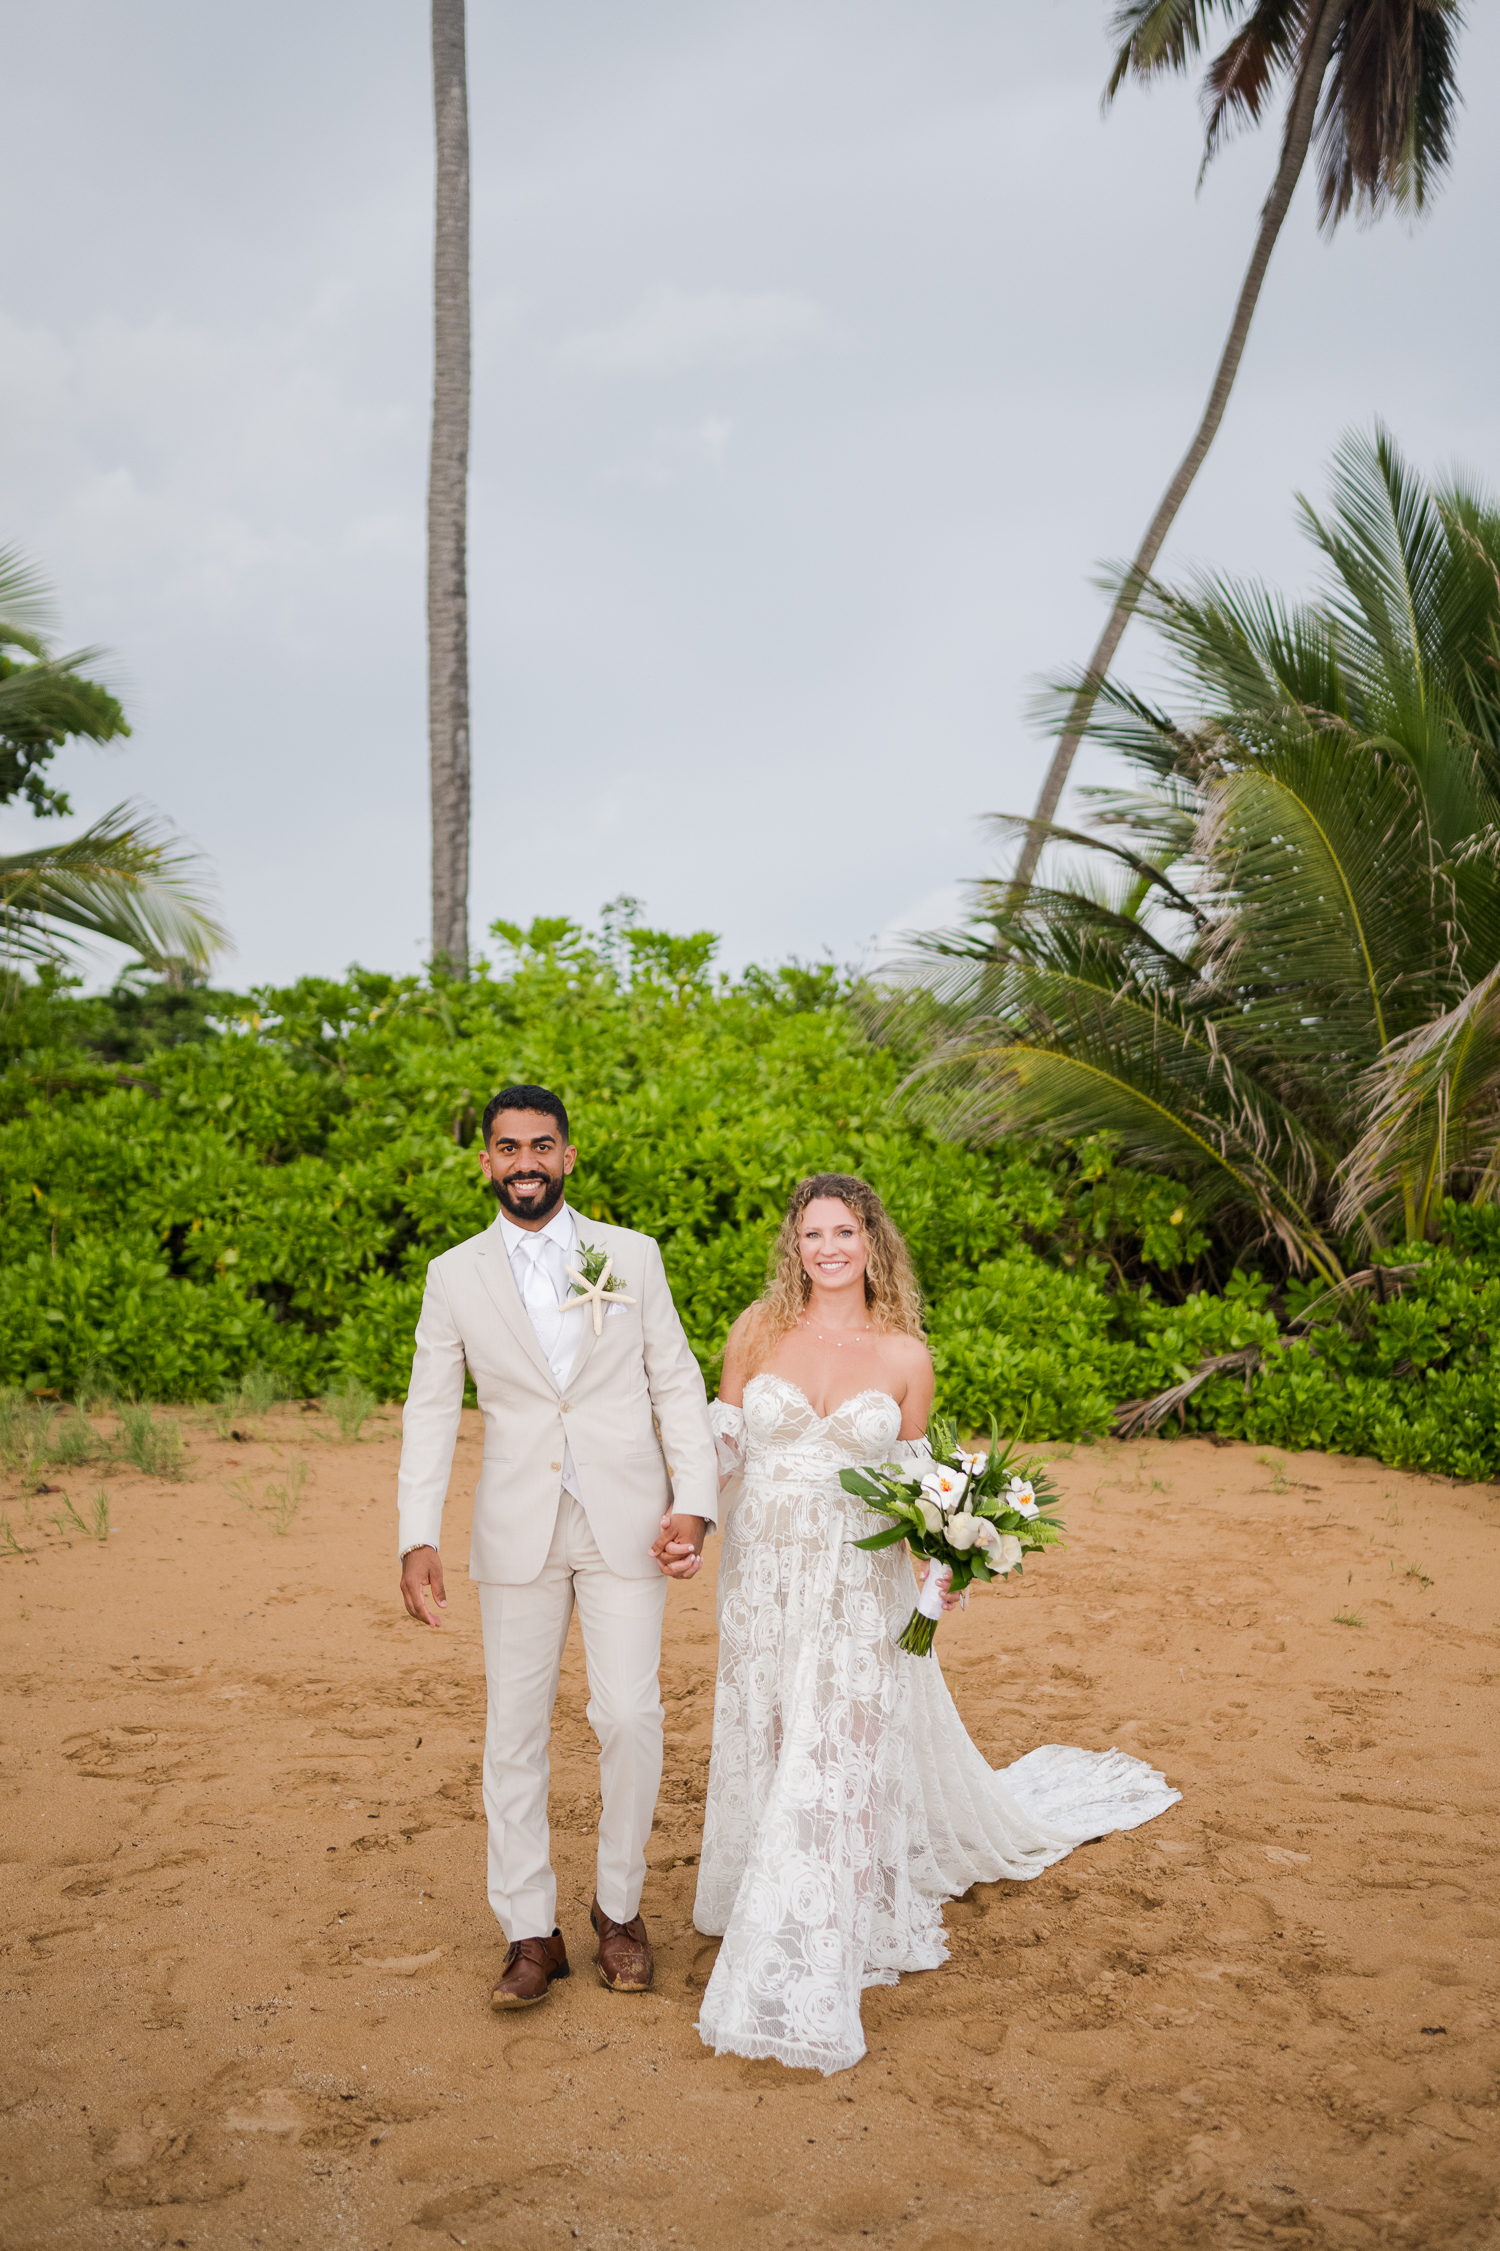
[395,1209,717,1584]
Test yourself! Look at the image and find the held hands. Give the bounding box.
[400,1545,447,1628]
[651,1513,706,1580]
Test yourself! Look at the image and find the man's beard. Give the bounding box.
[492,1170,566,1223]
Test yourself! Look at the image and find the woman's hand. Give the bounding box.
[919,1559,961,1614]
[652,1513,706,1579]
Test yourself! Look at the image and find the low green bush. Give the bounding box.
[3,917,1500,1481]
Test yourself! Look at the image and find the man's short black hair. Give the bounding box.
[482,1085,570,1146]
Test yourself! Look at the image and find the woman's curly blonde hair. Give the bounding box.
[751,1173,924,1353]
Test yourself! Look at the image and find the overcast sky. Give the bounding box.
[4,1,1497,989]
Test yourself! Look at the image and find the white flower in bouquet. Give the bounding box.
[1005,1476,1040,1519]
[956,1448,989,1477]
[920,1465,969,1508]
[918,1497,947,1536]
[945,1513,981,1553]
[974,1521,1025,1572]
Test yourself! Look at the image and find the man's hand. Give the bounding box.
[651,1513,706,1580]
[401,1545,447,1628]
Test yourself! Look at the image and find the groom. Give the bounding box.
[396,1084,717,2008]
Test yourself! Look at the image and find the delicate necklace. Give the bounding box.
[798,1316,874,1349]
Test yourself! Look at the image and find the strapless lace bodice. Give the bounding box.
[738,1371,902,1480]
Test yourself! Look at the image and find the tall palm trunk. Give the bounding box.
[1014,0,1344,893]
[428,0,471,972]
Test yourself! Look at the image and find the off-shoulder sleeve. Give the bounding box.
[709,1398,745,1490]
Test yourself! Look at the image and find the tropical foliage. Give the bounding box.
[0,545,225,977]
[906,428,1500,1283]
[8,909,1500,1481]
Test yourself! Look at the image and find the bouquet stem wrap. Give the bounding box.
[901,1564,951,1655]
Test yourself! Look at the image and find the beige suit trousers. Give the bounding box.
[478,1494,669,1940]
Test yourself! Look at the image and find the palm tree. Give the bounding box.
[1014,0,1466,892]
[0,547,225,980]
[428,0,471,974]
[905,428,1500,1284]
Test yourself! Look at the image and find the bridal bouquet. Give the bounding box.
[839,1416,1065,1656]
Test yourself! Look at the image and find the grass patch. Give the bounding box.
[115,1403,188,1481]
[233,1459,308,1534]
[323,1375,376,1443]
[1333,1606,1366,1627]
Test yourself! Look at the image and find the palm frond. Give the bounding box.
[902,999,1341,1275]
[980,811,1209,928]
[1297,424,1454,720]
[1316,0,1465,232]
[1337,962,1500,1238]
[1194,727,1436,1051]
[0,649,126,748]
[1104,0,1249,100]
[1199,0,1307,173]
[0,543,57,655]
[0,803,228,973]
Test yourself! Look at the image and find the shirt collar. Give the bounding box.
[495,1201,578,1259]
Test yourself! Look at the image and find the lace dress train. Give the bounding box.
[693,1375,1180,2075]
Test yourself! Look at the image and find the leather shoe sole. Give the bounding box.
[490,1967,569,2011]
[490,1932,571,2010]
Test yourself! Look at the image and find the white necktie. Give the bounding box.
[520,1235,564,1371]
[514,1231,579,1499]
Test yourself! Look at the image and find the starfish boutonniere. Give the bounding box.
[561,1243,637,1336]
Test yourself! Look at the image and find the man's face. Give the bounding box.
[479,1109,576,1228]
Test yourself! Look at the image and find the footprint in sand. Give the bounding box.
[502,2035,572,2073]
[685,1940,719,1990]
[222,2089,306,2139]
[355,1946,443,1974]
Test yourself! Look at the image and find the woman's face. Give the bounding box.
[798,1198,868,1296]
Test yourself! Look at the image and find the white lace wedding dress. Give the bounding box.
[692,1373,1180,2075]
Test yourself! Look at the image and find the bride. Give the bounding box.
[693,1172,1179,2075]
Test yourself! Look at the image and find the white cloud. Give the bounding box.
[605,414,734,486]
[560,283,847,376]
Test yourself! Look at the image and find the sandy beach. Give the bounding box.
[3,1405,1497,2250]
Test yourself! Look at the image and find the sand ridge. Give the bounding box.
[2,1406,1498,2248]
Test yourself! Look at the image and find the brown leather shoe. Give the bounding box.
[590,1897,653,1992]
[490,1928,570,2010]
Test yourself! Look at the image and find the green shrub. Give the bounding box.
[4,918,1500,1481]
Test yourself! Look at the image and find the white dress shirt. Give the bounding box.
[496,1201,581,1498]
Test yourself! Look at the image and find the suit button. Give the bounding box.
[560,1402,569,1413]
[550,1461,562,1473]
